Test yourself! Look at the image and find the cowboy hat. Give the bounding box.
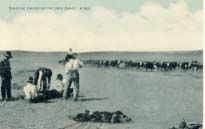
[56,74,63,80]
[4,51,13,58]
[27,76,34,83]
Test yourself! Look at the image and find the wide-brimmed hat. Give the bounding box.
[4,51,13,58]
[27,76,33,83]
[56,74,63,80]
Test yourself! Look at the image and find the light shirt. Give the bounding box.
[56,79,73,93]
[65,59,83,73]
[56,79,66,92]
[23,83,38,99]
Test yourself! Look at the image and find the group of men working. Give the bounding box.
[0,49,83,102]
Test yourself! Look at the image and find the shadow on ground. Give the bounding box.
[80,97,109,102]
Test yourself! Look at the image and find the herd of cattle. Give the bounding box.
[58,59,203,72]
[82,59,203,72]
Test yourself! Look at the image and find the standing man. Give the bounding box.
[64,54,83,101]
[65,48,78,61]
[0,51,13,101]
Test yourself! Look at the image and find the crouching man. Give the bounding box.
[23,76,38,101]
[34,67,52,96]
[24,76,50,103]
[56,74,73,98]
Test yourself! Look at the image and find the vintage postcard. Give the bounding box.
[0,0,203,129]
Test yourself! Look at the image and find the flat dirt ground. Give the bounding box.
[0,51,202,129]
[0,67,202,129]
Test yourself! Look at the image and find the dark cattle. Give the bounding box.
[97,60,103,67]
[161,62,169,71]
[155,62,162,70]
[109,60,118,67]
[128,60,140,69]
[168,62,178,70]
[189,63,203,72]
[144,62,154,71]
[81,59,201,72]
[103,60,109,67]
[181,62,189,70]
[197,64,203,72]
[139,61,145,69]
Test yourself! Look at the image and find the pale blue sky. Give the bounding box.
[0,0,203,51]
[0,0,203,20]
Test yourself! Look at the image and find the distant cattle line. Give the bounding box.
[83,60,203,72]
[59,59,203,72]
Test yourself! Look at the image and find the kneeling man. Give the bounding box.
[56,74,73,97]
[23,76,38,100]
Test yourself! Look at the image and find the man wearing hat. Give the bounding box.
[65,48,78,61]
[56,73,73,97]
[64,54,83,101]
[23,76,38,100]
[0,51,13,101]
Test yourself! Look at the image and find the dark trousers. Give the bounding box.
[64,78,78,99]
[39,80,47,94]
[1,78,11,99]
[64,71,79,99]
